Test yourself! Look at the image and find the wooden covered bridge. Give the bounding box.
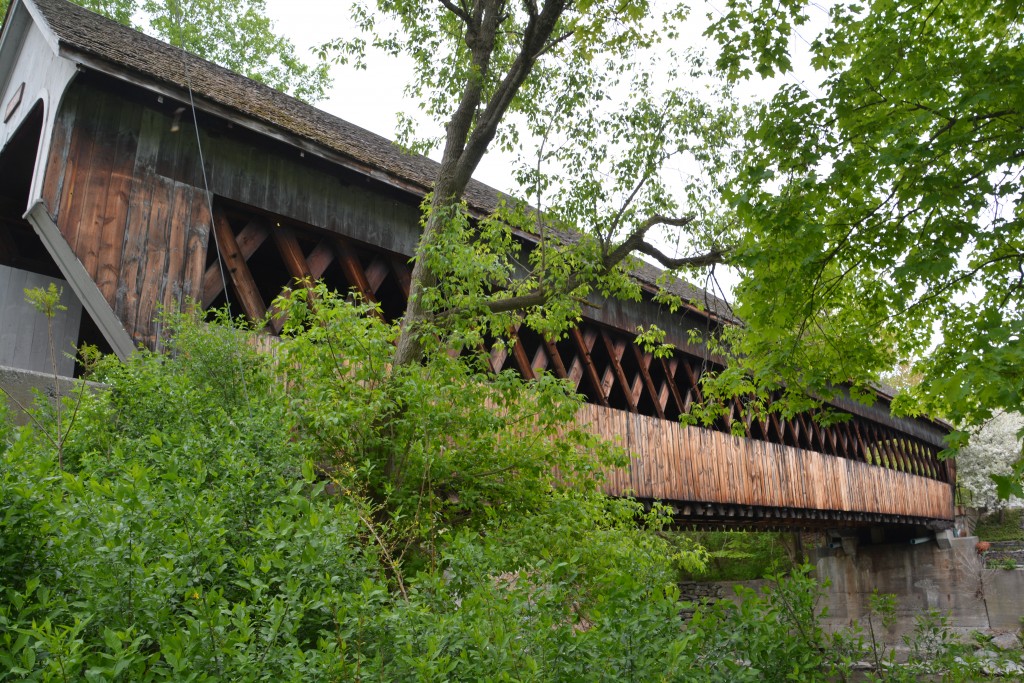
[0,0,954,533]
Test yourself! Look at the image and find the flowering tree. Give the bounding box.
[957,412,1024,510]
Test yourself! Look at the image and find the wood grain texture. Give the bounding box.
[584,404,954,523]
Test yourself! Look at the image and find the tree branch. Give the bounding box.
[439,0,471,24]
[602,213,696,269]
[454,0,567,189]
[633,241,727,270]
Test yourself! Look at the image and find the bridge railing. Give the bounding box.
[577,403,954,525]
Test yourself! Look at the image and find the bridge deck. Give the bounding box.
[580,404,953,529]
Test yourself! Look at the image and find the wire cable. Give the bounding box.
[168,0,254,417]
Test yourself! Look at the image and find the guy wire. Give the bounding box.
[168,0,254,418]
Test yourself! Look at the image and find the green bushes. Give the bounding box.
[680,530,796,581]
[0,293,976,680]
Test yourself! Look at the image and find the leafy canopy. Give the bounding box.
[325,1,738,367]
[703,0,1022,436]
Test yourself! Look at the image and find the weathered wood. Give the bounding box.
[660,357,686,416]
[306,239,335,279]
[569,327,608,406]
[272,224,312,282]
[331,236,376,302]
[389,255,412,299]
[202,219,270,308]
[543,337,569,379]
[364,258,390,295]
[509,327,536,381]
[212,207,267,323]
[601,330,636,413]
[584,403,953,524]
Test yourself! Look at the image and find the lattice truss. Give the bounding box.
[204,202,949,484]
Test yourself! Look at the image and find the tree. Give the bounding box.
[957,411,1024,509]
[698,1,1022,440]
[0,0,330,101]
[327,2,734,368]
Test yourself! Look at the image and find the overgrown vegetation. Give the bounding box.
[0,297,818,681]
[679,531,796,582]
[2,296,1023,680]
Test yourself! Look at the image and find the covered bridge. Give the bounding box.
[0,0,955,535]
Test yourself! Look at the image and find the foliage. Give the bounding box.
[0,311,381,680]
[703,0,1023,445]
[681,566,855,682]
[679,530,795,582]
[858,593,980,683]
[974,508,1024,542]
[957,412,1024,508]
[325,1,737,367]
[0,0,329,102]
[13,300,1002,680]
[272,283,620,541]
[986,557,1018,570]
[0,302,722,681]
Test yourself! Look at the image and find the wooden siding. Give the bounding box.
[41,82,210,347]
[40,76,426,346]
[581,404,954,523]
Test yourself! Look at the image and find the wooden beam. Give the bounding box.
[509,328,536,380]
[570,327,608,406]
[202,219,269,307]
[266,225,314,334]
[211,208,267,324]
[680,361,704,402]
[531,343,549,375]
[543,338,569,379]
[660,357,687,416]
[306,239,335,279]
[601,330,636,413]
[489,341,510,373]
[850,419,869,463]
[272,225,312,281]
[331,236,375,302]
[365,258,390,295]
[631,345,665,419]
[390,255,412,299]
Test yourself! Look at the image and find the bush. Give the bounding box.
[7,297,964,681]
[679,530,796,581]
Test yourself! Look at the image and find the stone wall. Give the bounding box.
[0,364,101,426]
[815,535,1024,639]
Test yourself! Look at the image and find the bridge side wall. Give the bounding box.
[39,74,423,347]
[30,71,954,495]
[584,404,954,522]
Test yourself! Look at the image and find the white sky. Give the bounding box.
[261,1,830,190]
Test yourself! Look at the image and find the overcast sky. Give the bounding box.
[262,1,829,188]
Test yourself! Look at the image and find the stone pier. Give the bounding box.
[815,534,1024,640]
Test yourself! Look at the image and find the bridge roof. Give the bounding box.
[20,0,735,322]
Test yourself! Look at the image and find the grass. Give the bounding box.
[974,508,1024,542]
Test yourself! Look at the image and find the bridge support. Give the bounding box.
[815,533,1024,640]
